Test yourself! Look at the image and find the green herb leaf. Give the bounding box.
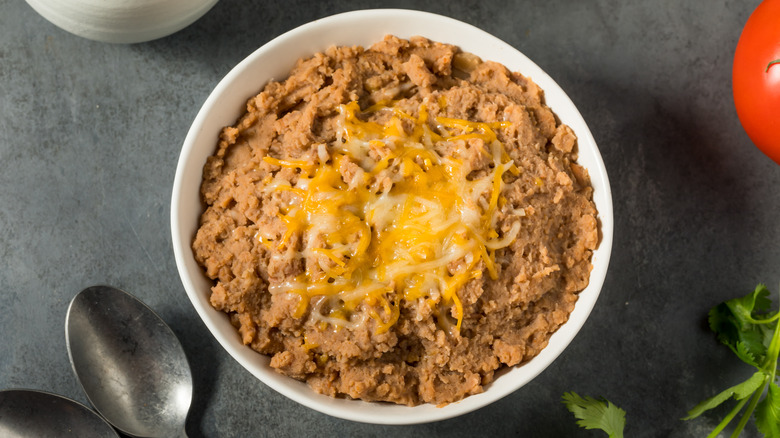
[756,382,780,438]
[709,284,774,367]
[687,284,780,437]
[735,341,761,368]
[683,371,765,419]
[729,285,772,322]
[562,392,625,438]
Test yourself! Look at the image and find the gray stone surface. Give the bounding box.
[1,0,779,436]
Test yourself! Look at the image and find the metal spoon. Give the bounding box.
[0,389,118,438]
[66,285,192,438]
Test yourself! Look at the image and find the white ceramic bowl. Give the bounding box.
[25,0,217,44]
[172,9,613,425]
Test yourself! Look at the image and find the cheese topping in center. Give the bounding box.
[262,98,520,334]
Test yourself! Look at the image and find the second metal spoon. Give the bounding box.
[0,389,118,438]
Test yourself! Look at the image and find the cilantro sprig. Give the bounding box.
[684,284,780,437]
[562,392,626,438]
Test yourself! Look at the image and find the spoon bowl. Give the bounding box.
[0,389,118,438]
[66,285,192,438]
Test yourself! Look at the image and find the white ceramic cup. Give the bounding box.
[25,0,217,44]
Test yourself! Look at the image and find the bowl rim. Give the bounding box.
[171,8,613,425]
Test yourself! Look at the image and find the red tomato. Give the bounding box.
[732,0,780,164]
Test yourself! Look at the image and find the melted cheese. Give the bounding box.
[264,99,520,334]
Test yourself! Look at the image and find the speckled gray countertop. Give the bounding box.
[2,1,779,437]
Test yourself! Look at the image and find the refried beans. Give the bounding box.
[192,35,599,406]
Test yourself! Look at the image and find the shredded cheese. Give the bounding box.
[265,99,520,334]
